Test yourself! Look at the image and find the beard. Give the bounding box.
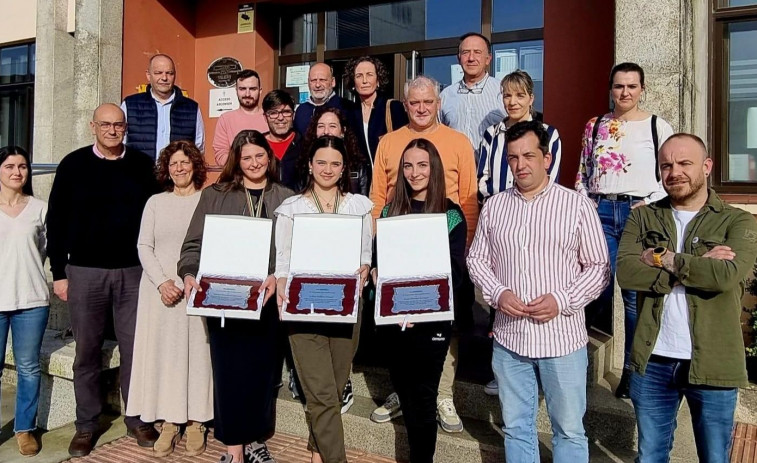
[665,172,707,203]
[239,97,257,110]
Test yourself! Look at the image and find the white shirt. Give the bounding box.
[273,193,374,279]
[0,197,49,311]
[652,208,698,359]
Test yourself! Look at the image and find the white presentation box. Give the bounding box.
[374,214,455,326]
[187,215,272,321]
[281,214,363,324]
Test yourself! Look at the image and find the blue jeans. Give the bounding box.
[631,357,737,463]
[595,197,637,369]
[0,306,49,432]
[492,342,589,463]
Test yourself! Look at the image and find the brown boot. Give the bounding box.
[16,431,40,456]
[153,422,180,457]
[184,421,207,456]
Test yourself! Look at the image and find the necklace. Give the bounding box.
[245,187,266,218]
[311,187,339,213]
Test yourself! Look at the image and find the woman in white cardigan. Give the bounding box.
[0,146,49,457]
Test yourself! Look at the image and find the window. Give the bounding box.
[712,2,757,191]
[492,40,544,111]
[279,13,318,56]
[0,42,34,152]
[492,0,544,32]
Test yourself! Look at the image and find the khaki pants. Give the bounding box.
[437,333,459,401]
[288,310,361,463]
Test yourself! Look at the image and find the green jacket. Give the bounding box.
[617,189,757,388]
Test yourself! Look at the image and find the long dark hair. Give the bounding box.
[0,146,33,196]
[218,130,279,191]
[155,140,207,192]
[386,138,446,217]
[299,107,366,183]
[301,135,352,194]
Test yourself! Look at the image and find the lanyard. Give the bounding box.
[246,188,265,218]
[310,187,339,214]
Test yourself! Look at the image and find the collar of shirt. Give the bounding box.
[309,91,335,106]
[495,114,535,134]
[458,73,491,93]
[512,179,553,202]
[92,144,126,160]
[150,88,176,106]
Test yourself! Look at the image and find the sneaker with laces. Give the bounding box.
[245,441,276,463]
[370,392,402,423]
[484,379,498,396]
[437,397,463,433]
[341,378,354,414]
[288,369,300,400]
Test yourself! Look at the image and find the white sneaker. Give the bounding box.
[370,392,402,423]
[484,379,498,396]
[437,398,463,433]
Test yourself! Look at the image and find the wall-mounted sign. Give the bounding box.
[238,3,254,34]
[207,57,243,89]
[209,88,240,118]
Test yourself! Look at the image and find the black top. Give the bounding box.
[46,145,160,280]
[346,94,409,165]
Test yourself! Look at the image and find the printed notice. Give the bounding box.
[238,3,254,34]
[209,88,239,118]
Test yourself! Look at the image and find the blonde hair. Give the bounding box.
[500,69,534,96]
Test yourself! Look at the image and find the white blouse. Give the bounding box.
[575,114,674,203]
[274,193,374,278]
[0,197,49,311]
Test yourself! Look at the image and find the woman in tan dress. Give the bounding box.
[127,140,212,457]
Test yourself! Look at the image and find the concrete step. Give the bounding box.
[2,329,122,430]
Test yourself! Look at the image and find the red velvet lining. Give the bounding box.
[286,276,357,317]
[194,277,263,311]
[379,278,450,317]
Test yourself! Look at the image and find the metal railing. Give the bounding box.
[31,164,59,176]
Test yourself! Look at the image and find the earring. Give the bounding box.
[339,172,342,178]
[309,167,312,175]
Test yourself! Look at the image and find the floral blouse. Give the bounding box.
[575,113,673,203]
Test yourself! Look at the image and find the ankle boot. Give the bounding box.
[16,431,40,456]
[153,422,180,457]
[185,421,207,456]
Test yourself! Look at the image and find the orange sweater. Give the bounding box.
[370,124,478,245]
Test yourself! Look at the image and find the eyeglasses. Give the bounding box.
[93,121,127,131]
[168,160,192,169]
[265,109,294,119]
[456,76,489,95]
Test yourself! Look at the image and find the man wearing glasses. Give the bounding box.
[263,89,301,190]
[439,32,505,160]
[121,54,205,161]
[47,103,161,457]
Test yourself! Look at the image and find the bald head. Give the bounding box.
[659,132,712,208]
[146,54,177,100]
[308,63,335,104]
[92,103,125,122]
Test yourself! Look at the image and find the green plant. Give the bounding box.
[744,266,757,357]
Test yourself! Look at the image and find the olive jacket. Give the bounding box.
[617,189,757,388]
[178,182,294,279]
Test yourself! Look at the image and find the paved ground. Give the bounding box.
[732,422,757,463]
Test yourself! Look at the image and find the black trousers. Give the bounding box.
[206,299,279,445]
[66,265,144,432]
[387,321,452,463]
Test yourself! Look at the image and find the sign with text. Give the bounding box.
[209,88,239,118]
[238,3,254,34]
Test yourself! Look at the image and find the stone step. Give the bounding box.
[2,329,121,430]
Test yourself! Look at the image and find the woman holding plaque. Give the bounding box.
[373,138,466,463]
[274,135,372,463]
[179,130,294,463]
[128,141,211,457]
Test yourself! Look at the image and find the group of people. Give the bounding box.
[0,30,755,463]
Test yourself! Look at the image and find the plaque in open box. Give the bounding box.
[187,215,272,321]
[281,214,364,323]
[374,214,455,325]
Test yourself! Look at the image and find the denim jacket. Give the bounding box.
[616,189,757,388]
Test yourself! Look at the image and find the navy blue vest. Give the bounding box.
[123,86,198,160]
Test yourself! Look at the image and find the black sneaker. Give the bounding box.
[245,441,276,463]
[341,378,354,414]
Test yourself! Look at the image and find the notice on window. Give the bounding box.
[238,3,254,34]
[209,88,240,118]
[286,65,310,87]
[450,64,464,85]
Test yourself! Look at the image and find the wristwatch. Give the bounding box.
[652,247,668,267]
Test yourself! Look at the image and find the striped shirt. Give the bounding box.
[477,118,562,199]
[466,182,610,358]
[439,74,506,158]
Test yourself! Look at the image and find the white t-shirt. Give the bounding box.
[652,208,698,359]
